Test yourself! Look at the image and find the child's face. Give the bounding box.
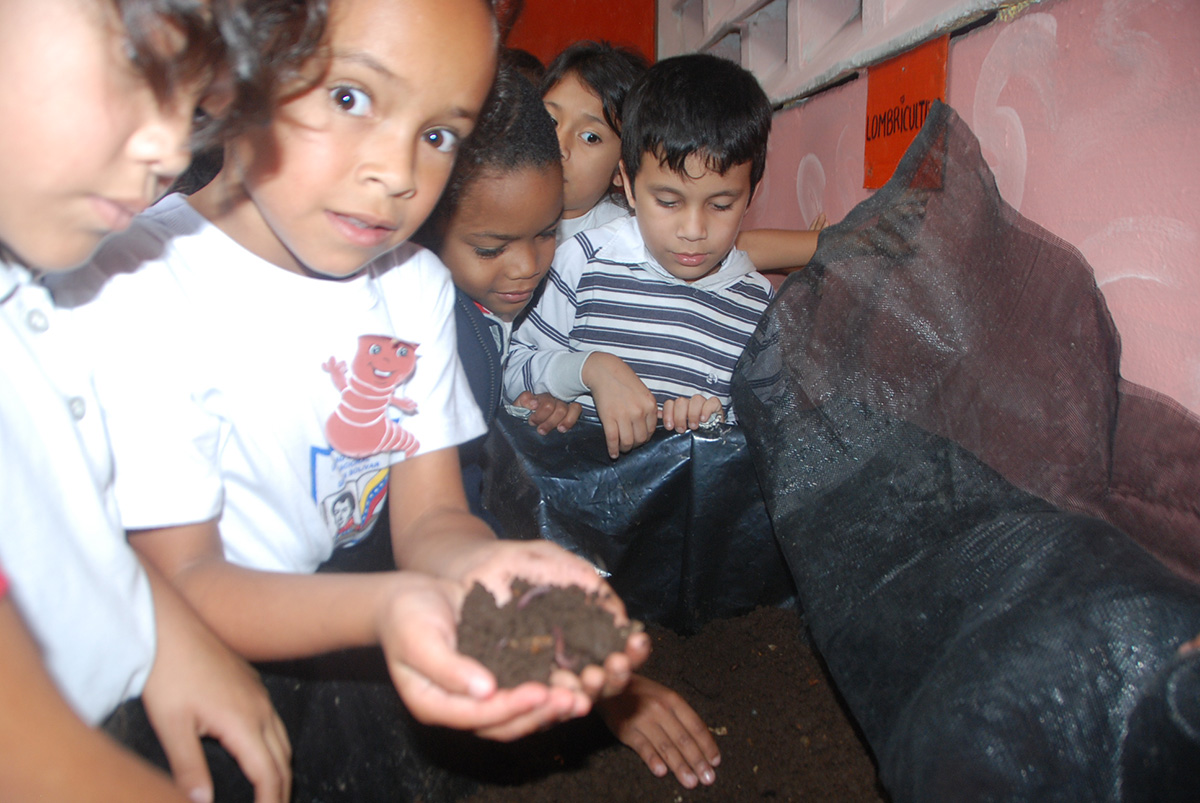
[437,165,562,322]
[542,72,623,220]
[0,0,200,271]
[220,0,496,278]
[620,152,753,283]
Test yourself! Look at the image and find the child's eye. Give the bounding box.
[331,85,372,117]
[425,128,461,154]
[538,227,559,241]
[655,198,678,209]
[474,245,505,259]
[581,132,602,145]
[712,203,733,212]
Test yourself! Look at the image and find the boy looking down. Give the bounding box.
[504,53,774,458]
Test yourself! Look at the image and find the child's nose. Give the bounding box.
[508,243,541,279]
[678,208,707,241]
[358,135,417,198]
[128,100,193,185]
[557,129,571,162]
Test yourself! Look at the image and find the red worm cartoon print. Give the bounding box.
[323,335,420,459]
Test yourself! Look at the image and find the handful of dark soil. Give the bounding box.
[457,580,642,688]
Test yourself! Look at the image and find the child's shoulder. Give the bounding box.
[374,241,457,295]
[557,215,638,264]
[558,198,630,243]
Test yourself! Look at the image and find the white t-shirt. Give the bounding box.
[55,194,486,573]
[0,260,156,724]
[557,197,630,243]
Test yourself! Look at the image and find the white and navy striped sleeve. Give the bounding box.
[503,236,595,403]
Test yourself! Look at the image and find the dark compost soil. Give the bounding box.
[457,581,639,688]
[458,604,888,803]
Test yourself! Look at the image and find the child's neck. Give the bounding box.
[189,169,316,278]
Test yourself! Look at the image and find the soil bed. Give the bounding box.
[459,605,888,803]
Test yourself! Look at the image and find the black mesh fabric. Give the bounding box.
[483,410,796,634]
[732,100,1200,800]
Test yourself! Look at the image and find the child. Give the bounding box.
[507,53,779,459]
[541,40,649,241]
[55,0,647,747]
[0,1,293,801]
[414,65,720,789]
[543,40,825,267]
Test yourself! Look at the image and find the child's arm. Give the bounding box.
[503,265,594,405]
[581,352,660,459]
[512,391,583,435]
[129,522,580,740]
[138,559,291,803]
[386,447,651,702]
[598,674,721,789]
[0,599,193,803]
[660,395,724,433]
[736,213,827,273]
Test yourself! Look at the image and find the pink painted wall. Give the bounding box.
[746,0,1200,414]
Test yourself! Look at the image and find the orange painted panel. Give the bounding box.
[864,35,948,189]
[504,0,655,69]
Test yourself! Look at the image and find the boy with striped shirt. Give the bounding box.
[504,53,775,459]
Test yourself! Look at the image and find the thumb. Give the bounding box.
[155,716,214,803]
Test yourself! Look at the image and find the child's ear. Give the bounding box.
[617,161,636,209]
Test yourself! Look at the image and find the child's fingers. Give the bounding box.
[393,659,574,740]
[668,696,720,769]
[601,417,621,459]
[559,402,582,432]
[639,407,657,445]
[154,719,216,803]
[699,396,723,427]
[685,395,708,429]
[183,703,293,803]
[637,686,718,789]
[599,677,717,789]
[535,402,568,434]
[512,391,539,410]
[266,716,293,803]
[657,720,717,789]
[473,686,585,740]
[624,630,651,669]
[622,726,670,778]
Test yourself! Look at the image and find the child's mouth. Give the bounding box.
[672,252,708,268]
[328,211,397,248]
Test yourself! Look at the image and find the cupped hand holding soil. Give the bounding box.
[457,579,644,688]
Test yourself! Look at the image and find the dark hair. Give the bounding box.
[413,64,561,252]
[116,0,328,147]
[621,53,772,195]
[207,0,329,139]
[541,40,649,137]
[501,47,545,85]
[116,0,220,104]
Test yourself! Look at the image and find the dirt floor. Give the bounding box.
[458,605,889,803]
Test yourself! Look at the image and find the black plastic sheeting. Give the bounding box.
[483,410,796,634]
[732,100,1200,801]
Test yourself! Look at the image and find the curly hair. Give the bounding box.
[116,0,329,145]
[413,63,560,252]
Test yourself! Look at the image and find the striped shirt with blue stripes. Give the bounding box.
[504,217,773,423]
